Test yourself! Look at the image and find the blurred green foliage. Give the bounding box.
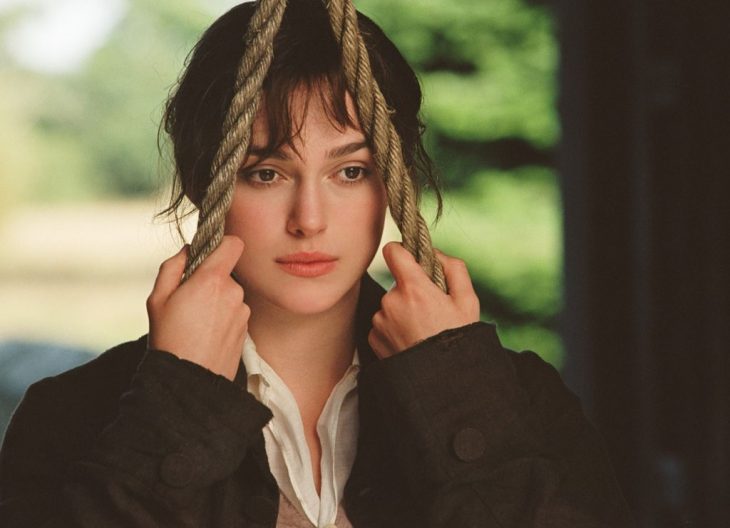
[0,0,562,365]
[358,0,558,148]
[358,0,562,364]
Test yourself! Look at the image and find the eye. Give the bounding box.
[338,166,370,184]
[242,168,279,186]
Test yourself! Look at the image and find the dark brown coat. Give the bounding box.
[0,273,635,527]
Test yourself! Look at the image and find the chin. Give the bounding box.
[276,293,340,315]
[259,275,361,316]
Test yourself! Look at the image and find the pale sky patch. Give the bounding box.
[0,0,256,74]
[1,0,127,74]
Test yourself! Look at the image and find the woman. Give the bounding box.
[0,1,634,526]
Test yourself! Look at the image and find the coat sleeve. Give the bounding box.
[0,349,272,528]
[356,321,636,527]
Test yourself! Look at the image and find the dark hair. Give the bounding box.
[159,0,442,231]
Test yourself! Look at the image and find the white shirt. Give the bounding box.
[241,333,360,527]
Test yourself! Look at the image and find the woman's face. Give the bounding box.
[225,88,388,316]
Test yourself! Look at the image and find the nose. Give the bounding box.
[286,180,327,238]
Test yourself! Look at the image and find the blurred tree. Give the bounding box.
[26,0,210,199]
[358,0,557,182]
[358,0,563,364]
[1,0,562,364]
[0,7,41,216]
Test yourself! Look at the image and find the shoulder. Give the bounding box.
[362,321,582,417]
[2,336,148,455]
[435,321,576,396]
[0,336,149,490]
[454,322,584,414]
[22,335,148,409]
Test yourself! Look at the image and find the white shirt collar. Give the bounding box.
[239,331,360,526]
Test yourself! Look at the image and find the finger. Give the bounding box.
[371,309,386,332]
[367,327,393,359]
[151,245,188,301]
[434,248,475,301]
[381,241,425,288]
[196,235,245,276]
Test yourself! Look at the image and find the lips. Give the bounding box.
[275,252,338,278]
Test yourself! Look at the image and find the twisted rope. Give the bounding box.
[184,0,446,293]
[324,0,446,291]
[183,0,288,280]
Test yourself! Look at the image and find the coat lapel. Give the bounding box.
[353,272,387,368]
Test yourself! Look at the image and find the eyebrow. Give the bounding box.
[247,147,292,161]
[325,141,369,160]
[247,141,369,162]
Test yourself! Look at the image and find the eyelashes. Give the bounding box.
[337,166,371,184]
[239,166,372,188]
[243,168,278,186]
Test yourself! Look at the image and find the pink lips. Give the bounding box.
[275,252,338,278]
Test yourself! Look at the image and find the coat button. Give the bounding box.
[452,427,486,462]
[243,494,277,523]
[358,486,372,498]
[159,452,194,488]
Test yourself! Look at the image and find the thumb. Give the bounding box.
[382,241,422,287]
[150,245,188,303]
[434,248,474,301]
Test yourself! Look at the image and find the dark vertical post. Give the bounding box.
[556,0,646,514]
[556,0,729,525]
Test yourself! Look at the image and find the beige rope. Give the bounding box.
[184,0,446,293]
[324,0,446,291]
[183,0,288,280]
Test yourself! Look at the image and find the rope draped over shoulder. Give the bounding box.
[183,0,447,293]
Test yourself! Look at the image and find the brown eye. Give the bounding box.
[338,166,370,184]
[344,167,361,179]
[256,169,277,182]
[242,168,280,187]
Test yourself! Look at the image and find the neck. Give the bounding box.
[246,281,361,393]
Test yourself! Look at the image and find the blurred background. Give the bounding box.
[0,0,727,526]
[0,0,563,359]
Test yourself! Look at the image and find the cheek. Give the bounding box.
[368,181,388,235]
[339,186,387,243]
[368,195,388,238]
[224,194,274,245]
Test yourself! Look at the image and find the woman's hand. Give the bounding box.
[146,236,249,381]
[368,242,481,359]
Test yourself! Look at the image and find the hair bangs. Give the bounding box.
[251,65,359,164]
